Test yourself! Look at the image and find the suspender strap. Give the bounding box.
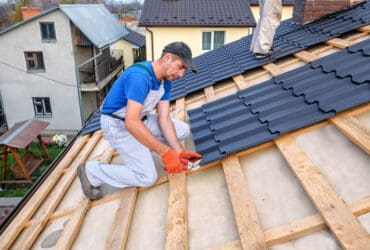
[101,113,147,122]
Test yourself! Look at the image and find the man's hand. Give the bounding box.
[161,147,187,174]
[179,150,202,163]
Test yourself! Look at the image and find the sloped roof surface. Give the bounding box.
[170,0,370,100]
[139,0,256,27]
[249,0,294,6]
[188,38,370,164]
[122,28,146,47]
[60,4,128,48]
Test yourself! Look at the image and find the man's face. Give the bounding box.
[163,55,187,81]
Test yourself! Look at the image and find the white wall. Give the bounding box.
[0,10,82,131]
[145,26,252,60]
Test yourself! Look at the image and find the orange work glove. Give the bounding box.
[179,150,202,163]
[161,147,187,174]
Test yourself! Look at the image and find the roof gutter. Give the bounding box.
[145,27,154,60]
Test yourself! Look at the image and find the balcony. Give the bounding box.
[79,50,124,91]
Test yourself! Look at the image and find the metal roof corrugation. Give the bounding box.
[139,0,256,27]
[170,0,370,101]
[188,39,370,165]
[60,4,128,49]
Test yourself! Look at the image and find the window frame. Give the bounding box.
[40,22,56,42]
[32,97,52,118]
[24,51,45,72]
[201,30,225,53]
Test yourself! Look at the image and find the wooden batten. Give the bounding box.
[275,134,370,249]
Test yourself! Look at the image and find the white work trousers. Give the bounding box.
[86,114,190,188]
[250,0,282,54]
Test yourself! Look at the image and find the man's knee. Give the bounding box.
[138,171,158,187]
[176,121,190,141]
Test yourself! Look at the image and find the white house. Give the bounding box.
[0,4,128,133]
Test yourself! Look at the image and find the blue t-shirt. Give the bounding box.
[101,61,172,114]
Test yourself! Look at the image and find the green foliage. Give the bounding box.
[0,142,64,197]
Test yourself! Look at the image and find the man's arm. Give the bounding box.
[156,100,184,153]
[125,99,168,155]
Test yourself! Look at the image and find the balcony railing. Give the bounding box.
[79,50,124,86]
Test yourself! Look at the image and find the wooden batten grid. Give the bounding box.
[1,25,370,249]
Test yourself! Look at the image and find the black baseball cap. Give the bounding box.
[163,42,197,73]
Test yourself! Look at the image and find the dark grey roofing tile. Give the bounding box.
[171,1,370,101]
[348,38,370,55]
[139,0,256,26]
[80,110,101,136]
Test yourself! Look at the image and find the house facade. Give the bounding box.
[249,0,294,21]
[0,4,128,132]
[139,0,256,60]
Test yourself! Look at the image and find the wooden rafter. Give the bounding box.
[222,156,266,250]
[329,112,370,154]
[275,134,370,249]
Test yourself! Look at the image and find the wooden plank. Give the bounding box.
[166,172,188,250]
[11,131,103,249]
[275,134,370,249]
[222,156,266,250]
[55,199,90,250]
[358,24,370,33]
[325,38,351,49]
[0,134,90,249]
[208,195,370,249]
[175,97,186,122]
[105,187,138,250]
[294,50,319,63]
[262,63,283,76]
[232,75,249,90]
[204,86,217,102]
[330,113,370,154]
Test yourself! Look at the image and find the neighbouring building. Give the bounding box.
[249,0,295,21]
[139,0,256,60]
[113,27,146,67]
[0,4,128,133]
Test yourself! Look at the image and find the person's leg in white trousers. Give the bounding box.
[85,114,190,188]
[250,0,282,54]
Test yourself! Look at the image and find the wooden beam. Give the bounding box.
[358,24,370,33]
[166,173,188,250]
[232,75,249,90]
[275,134,370,249]
[0,134,91,249]
[222,156,266,250]
[262,63,283,76]
[208,195,370,250]
[8,147,31,180]
[204,86,217,102]
[330,113,370,154]
[10,132,103,249]
[55,199,90,250]
[105,187,138,250]
[175,97,186,122]
[294,51,319,63]
[325,38,351,49]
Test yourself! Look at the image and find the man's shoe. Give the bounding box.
[77,163,102,200]
[254,47,282,59]
[255,52,270,59]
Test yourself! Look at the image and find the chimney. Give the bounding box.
[292,0,353,24]
[21,7,41,20]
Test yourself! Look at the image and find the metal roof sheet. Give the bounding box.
[0,120,49,148]
[139,0,256,27]
[60,4,128,49]
[122,28,146,47]
[170,0,370,100]
[188,38,370,165]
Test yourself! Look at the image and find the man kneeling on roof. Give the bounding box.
[77,42,202,200]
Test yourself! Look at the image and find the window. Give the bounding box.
[40,22,56,41]
[202,31,225,52]
[24,52,45,71]
[32,97,52,117]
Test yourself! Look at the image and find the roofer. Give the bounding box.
[250,0,282,58]
[77,42,202,200]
